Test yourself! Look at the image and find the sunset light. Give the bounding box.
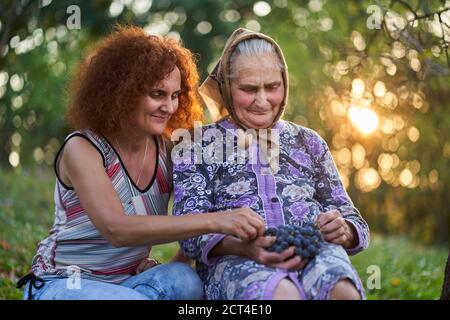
[348,106,379,135]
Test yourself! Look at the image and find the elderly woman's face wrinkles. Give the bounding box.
[230,53,284,129]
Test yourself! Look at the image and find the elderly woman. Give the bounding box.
[17,26,265,300]
[172,28,370,300]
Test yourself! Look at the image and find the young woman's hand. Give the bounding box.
[135,257,161,275]
[212,208,265,242]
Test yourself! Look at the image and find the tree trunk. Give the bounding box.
[441,252,450,300]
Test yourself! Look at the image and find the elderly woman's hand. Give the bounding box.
[210,235,309,271]
[246,236,309,271]
[316,210,357,249]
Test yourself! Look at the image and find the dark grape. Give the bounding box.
[265,227,278,236]
[265,221,324,259]
[279,241,289,250]
[273,245,283,253]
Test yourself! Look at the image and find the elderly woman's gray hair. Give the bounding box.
[229,39,285,79]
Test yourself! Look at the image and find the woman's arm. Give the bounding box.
[309,131,370,255]
[60,137,264,247]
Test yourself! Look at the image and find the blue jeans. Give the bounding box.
[23,262,204,300]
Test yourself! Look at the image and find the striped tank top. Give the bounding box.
[30,129,172,284]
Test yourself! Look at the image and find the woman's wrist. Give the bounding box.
[343,221,358,249]
[205,212,221,233]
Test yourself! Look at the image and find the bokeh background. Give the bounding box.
[0,0,449,299]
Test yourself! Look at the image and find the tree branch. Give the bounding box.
[0,2,18,57]
[437,11,450,68]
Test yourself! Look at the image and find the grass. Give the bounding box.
[0,168,447,300]
[350,235,447,299]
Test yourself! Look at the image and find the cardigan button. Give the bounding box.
[271,197,279,203]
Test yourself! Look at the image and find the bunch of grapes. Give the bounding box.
[264,221,324,259]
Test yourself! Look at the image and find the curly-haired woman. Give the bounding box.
[17,25,265,300]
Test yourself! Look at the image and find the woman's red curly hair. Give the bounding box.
[66,25,203,137]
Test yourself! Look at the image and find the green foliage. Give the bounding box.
[0,168,55,300]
